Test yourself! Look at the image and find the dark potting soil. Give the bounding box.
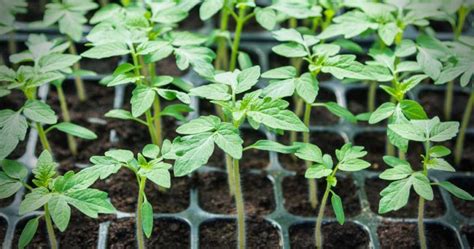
[377,222,461,249]
[0,195,14,208]
[199,218,281,249]
[289,222,369,249]
[282,175,361,217]
[179,7,205,31]
[354,131,387,171]
[155,56,188,77]
[16,0,43,22]
[0,218,6,243]
[196,172,275,215]
[462,225,474,248]
[93,169,190,213]
[107,218,190,249]
[419,90,473,128]
[365,178,445,218]
[449,178,474,217]
[277,132,346,173]
[347,87,390,121]
[37,82,116,170]
[12,213,100,249]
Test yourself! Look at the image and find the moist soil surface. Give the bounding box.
[37,81,116,171]
[94,169,190,213]
[449,178,474,217]
[377,222,461,249]
[354,132,387,171]
[0,196,15,208]
[419,90,474,128]
[290,222,369,249]
[462,225,474,248]
[12,213,100,249]
[365,178,445,218]
[199,218,280,249]
[107,218,190,249]
[282,175,361,217]
[277,132,346,173]
[196,172,275,215]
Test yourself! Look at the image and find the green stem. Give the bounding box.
[418,197,426,249]
[226,155,236,196]
[444,81,454,120]
[37,123,52,153]
[8,32,17,58]
[229,7,246,71]
[233,159,245,249]
[215,0,230,70]
[303,103,318,208]
[149,63,162,146]
[368,82,377,112]
[315,183,330,249]
[68,40,87,102]
[56,84,77,155]
[145,110,159,145]
[44,205,58,249]
[455,91,474,165]
[136,176,147,249]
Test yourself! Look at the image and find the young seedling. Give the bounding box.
[176,66,307,249]
[87,143,174,249]
[83,3,209,147]
[247,141,370,248]
[267,27,368,208]
[381,117,473,249]
[33,0,98,101]
[433,35,474,165]
[0,0,27,57]
[319,1,445,113]
[0,150,116,249]
[0,34,97,159]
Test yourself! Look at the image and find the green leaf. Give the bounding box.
[323,102,356,123]
[255,7,276,30]
[39,54,80,73]
[238,52,253,69]
[369,103,396,124]
[0,172,22,198]
[131,86,156,118]
[388,123,425,142]
[439,181,474,201]
[52,122,97,140]
[81,42,129,59]
[378,22,398,46]
[0,110,28,159]
[430,121,459,142]
[399,100,427,120]
[190,84,231,101]
[305,165,332,179]
[263,79,295,99]
[23,100,57,124]
[379,178,412,213]
[19,188,51,215]
[272,43,308,58]
[236,66,260,94]
[294,143,323,163]
[113,63,135,75]
[65,189,116,218]
[426,158,455,172]
[272,29,304,44]
[173,133,215,176]
[141,198,153,238]
[176,116,220,135]
[213,124,243,160]
[199,0,224,20]
[105,150,134,163]
[156,89,190,104]
[143,144,160,159]
[2,159,28,180]
[160,104,193,121]
[261,66,297,79]
[412,173,433,201]
[48,195,71,232]
[141,167,171,188]
[245,140,299,154]
[296,73,318,104]
[32,151,57,187]
[395,40,417,57]
[313,44,341,57]
[331,192,345,225]
[174,46,215,78]
[417,47,443,80]
[429,146,451,158]
[379,163,413,180]
[338,159,371,172]
[247,109,308,132]
[18,217,40,249]
[104,109,135,121]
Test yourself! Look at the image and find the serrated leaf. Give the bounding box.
[48,195,71,232]
[190,84,231,101]
[296,73,318,104]
[81,42,129,59]
[131,86,156,117]
[23,100,57,124]
[379,178,412,213]
[176,115,220,135]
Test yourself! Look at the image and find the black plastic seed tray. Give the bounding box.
[1,17,474,249]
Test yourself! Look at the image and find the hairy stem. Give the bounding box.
[148,64,163,146]
[455,91,474,165]
[229,7,246,71]
[226,155,235,196]
[145,110,159,145]
[215,0,230,71]
[37,123,52,153]
[303,103,318,208]
[233,159,245,249]
[368,82,377,112]
[56,84,77,155]
[136,177,147,249]
[418,197,426,249]
[315,183,330,249]
[44,205,58,249]
[68,41,87,102]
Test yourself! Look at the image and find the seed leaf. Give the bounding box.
[141,198,154,238]
[18,217,40,249]
[331,192,345,225]
[52,122,97,140]
[439,181,474,201]
[305,164,332,179]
